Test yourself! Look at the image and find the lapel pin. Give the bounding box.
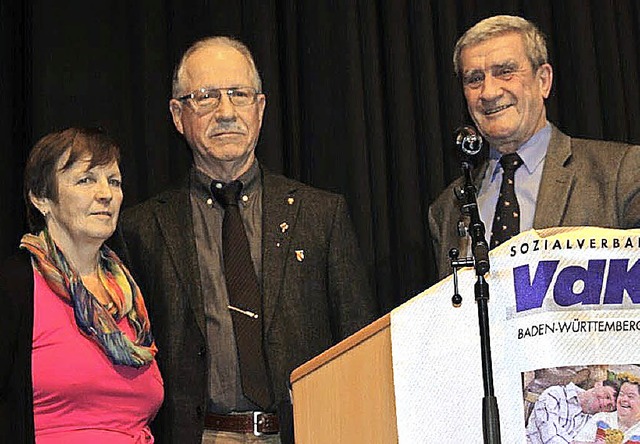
[295,250,304,262]
[287,197,294,205]
[280,222,289,233]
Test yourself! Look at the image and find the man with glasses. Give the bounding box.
[117,36,377,443]
[429,15,640,279]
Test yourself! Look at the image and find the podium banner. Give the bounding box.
[391,227,640,443]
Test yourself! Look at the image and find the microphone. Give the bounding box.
[452,125,490,276]
[455,125,483,157]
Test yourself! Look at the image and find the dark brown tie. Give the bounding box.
[212,180,272,409]
[490,153,524,249]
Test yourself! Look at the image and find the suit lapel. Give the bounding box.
[153,187,206,337]
[533,126,575,228]
[261,170,301,333]
[473,160,490,189]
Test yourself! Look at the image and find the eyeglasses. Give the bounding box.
[177,87,260,110]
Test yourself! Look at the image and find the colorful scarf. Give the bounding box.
[20,230,157,367]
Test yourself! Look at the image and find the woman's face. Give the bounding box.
[34,151,123,250]
[617,382,640,425]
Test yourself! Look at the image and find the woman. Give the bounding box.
[573,376,640,444]
[0,128,163,443]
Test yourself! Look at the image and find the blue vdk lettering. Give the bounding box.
[553,260,606,306]
[514,261,559,312]
[604,259,640,304]
[514,258,640,312]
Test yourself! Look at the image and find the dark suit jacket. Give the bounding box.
[429,125,640,278]
[0,251,36,443]
[117,168,377,444]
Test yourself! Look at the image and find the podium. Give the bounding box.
[290,228,640,443]
[290,314,397,443]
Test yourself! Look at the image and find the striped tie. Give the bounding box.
[212,180,272,409]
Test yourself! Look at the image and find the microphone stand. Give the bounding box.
[449,159,501,444]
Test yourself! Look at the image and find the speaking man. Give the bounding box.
[429,15,640,278]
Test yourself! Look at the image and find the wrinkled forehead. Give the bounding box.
[182,45,257,90]
[460,32,528,71]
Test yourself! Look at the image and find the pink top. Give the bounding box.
[31,269,164,443]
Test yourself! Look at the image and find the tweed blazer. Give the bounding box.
[429,125,640,279]
[117,167,377,444]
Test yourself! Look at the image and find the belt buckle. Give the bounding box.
[253,411,263,436]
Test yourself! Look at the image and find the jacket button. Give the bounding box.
[198,346,206,357]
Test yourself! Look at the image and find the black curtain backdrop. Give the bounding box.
[1,0,639,313]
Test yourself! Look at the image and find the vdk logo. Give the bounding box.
[514,259,640,312]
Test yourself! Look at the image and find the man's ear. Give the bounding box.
[255,93,266,132]
[538,63,553,99]
[169,99,185,135]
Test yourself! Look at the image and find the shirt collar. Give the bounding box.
[190,160,261,204]
[488,122,552,180]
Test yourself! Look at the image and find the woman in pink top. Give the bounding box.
[0,128,163,443]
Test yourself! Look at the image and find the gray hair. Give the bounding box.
[172,36,263,97]
[453,15,548,75]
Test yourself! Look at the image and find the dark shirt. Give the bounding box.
[189,161,263,413]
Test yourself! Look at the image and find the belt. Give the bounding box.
[204,412,279,436]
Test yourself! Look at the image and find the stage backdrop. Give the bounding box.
[1,0,639,312]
